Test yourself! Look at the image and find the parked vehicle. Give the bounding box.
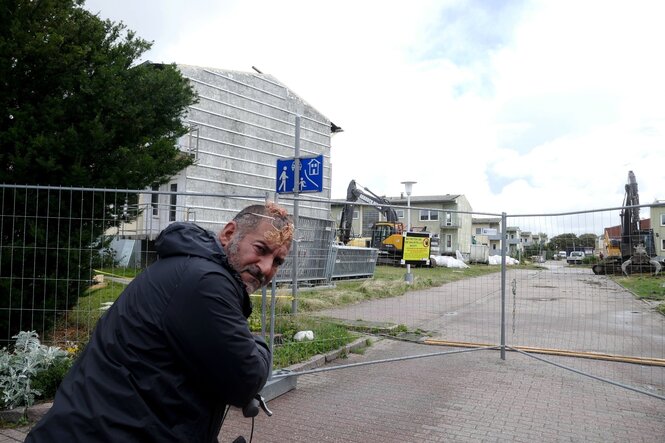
[558,251,567,260]
[567,251,585,264]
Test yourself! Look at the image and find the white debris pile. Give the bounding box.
[430,255,469,269]
[293,330,314,341]
[488,255,520,265]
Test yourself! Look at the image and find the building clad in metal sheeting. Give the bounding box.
[138,64,342,238]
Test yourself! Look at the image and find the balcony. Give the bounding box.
[439,216,459,229]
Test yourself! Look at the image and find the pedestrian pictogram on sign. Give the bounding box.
[276,155,323,194]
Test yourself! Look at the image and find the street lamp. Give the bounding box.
[401,181,416,284]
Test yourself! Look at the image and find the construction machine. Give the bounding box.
[592,171,662,275]
[601,229,621,257]
[338,180,412,264]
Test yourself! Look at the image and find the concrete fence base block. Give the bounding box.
[261,369,297,402]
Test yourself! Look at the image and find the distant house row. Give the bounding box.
[329,198,546,258]
[330,196,665,259]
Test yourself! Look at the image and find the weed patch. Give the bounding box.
[613,274,665,315]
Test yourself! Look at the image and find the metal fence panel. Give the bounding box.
[328,245,379,281]
[1,184,663,400]
[0,185,337,346]
[301,203,665,399]
[274,214,335,285]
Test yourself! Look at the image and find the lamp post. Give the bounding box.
[401,181,416,284]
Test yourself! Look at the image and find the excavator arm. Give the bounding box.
[339,180,400,244]
[620,171,641,258]
[338,181,358,244]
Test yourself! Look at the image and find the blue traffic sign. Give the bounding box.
[276,155,324,194]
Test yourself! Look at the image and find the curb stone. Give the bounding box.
[286,336,377,372]
[0,407,26,423]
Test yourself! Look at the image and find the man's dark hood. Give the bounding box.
[155,222,252,316]
[155,222,225,263]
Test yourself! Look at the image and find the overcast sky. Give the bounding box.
[83,0,664,216]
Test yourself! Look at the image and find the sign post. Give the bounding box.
[291,116,300,314]
[274,117,325,314]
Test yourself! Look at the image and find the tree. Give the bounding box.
[548,233,578,251]
[578,233,598,248]
[0,0,196,187]
[0,0,197,342]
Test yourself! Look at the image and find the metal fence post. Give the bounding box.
[291,115,301,314]
[500,211,507,360]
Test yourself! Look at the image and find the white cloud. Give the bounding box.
[83,0,665,216]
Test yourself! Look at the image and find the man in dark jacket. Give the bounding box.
[26,203,293,442]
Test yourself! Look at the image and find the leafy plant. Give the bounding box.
[31,358,73,400]
[582,255,599,265]
[0,331,70,410]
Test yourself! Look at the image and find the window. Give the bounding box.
[661,213,665,226]
[662,239,665,250]
[151,184,159,216]
[353,210,359,219]
[419,210,439,221]
[446,234,452,248]
[396,209,405,218]
[475,228,482,235]
[169,183,177,222]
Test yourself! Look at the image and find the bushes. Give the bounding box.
[31,358,73,401]
[0,331,71,410]
[582,255,599,265]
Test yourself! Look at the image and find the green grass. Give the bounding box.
[252,263,507,368]
[96,267,142,278]
[53,263,512,369]
[613,274,665,315]
[49,279,126,344]
[267,315,357,368]
[274,264,503,315]
[53,268,141,339]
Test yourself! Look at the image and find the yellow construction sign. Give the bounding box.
[402,232,431,263]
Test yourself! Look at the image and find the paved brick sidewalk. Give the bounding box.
[3,338,664,442]
[218,339,665,442]
[0,428,28,443]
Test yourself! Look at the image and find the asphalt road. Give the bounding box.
[217,261,665,441]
